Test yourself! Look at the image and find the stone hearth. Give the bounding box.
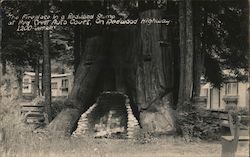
[72,92,140,139]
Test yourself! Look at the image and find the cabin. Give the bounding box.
[200,70,249,110]
[22,72,73,97]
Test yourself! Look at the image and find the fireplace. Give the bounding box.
[72,91,140,139]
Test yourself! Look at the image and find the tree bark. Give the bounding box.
[248,0,250,106]
[0,6,2,101]
[69,36,105,111]
[136,9,175,134]
[47,108,81,136]
[184,0,194,102]
[43,1,52,122]
[2,58,5,76]
[110,29,128,93]
[193,4,204,98]
[73,26,81,75]
[41,58,44,96]
[16,67,23,98]
[47,35,106,134]
[33,60,40,97]
[177,0,194,110]
[115,26,141,122]
[177,0,186,108]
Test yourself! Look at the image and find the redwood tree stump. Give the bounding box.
[135,9,176,134]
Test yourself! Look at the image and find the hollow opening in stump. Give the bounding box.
[72,91,140,139]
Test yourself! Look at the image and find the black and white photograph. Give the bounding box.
[0,0,249,157]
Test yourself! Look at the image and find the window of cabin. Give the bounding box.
[200,88,208,97]
[225,82,238,96]
[23,86,29,89]
[23,79,29,85]
[51,82,58,89]
[61,79,68,89]
[23,78,29,90]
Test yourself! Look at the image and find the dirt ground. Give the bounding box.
[1,136,249,157]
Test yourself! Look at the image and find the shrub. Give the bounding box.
[224,106,249,126]
[51,98,74,119]
[0,98,35,152]
[225,105,249,115]
[37,97,74,120]
[176,105,221,142]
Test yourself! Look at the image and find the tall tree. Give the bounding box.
[73,26,81,74]
[192,3,206,99]
[135,8,175,133]
[0,4,2,101]
[43,1,52,122]
[48,35,106,134]
[177,0,194,110]
[177,0,186,108]
[184,0,194,103]
[45,0,248,136]
[33,59,40,97]
[248,0,250,105]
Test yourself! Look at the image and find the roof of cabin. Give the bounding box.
[24,72,72,78]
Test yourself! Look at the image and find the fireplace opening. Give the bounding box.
[72,91,140,139]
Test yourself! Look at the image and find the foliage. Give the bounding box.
[0,98,34,152]
[37,98,74,120]
[200,0,249,86]
[236,107,250,115]
[3,38,42,67]
[203,53,224,88]
[224,105,249,126]
[2,1,73,72]
[0,70,19,98]
[176,106,221,142]
[50,98,75,119]
[134,129,158,144]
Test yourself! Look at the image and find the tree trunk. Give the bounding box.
[177,0,194,110]
[110,29,128,93]
[248,0,250,106]
[33,60,40,97]
[43,1,52,122]
[136,9,175,134]
[69,36,105,111]
[184,0,194,102]
[16,67,23,98]
[47,35,105,134]
[73,26,81,75]
[116,26,141,122]
[193,4,203,98]
[176,0,195,139]
[2,58,6,76]
[47,109,81,136]
[41,58,44,96]
[177,0,186,108]
[0,6,2,101]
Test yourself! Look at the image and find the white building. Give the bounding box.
[22,72,73,97]
[200,69,249,110]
